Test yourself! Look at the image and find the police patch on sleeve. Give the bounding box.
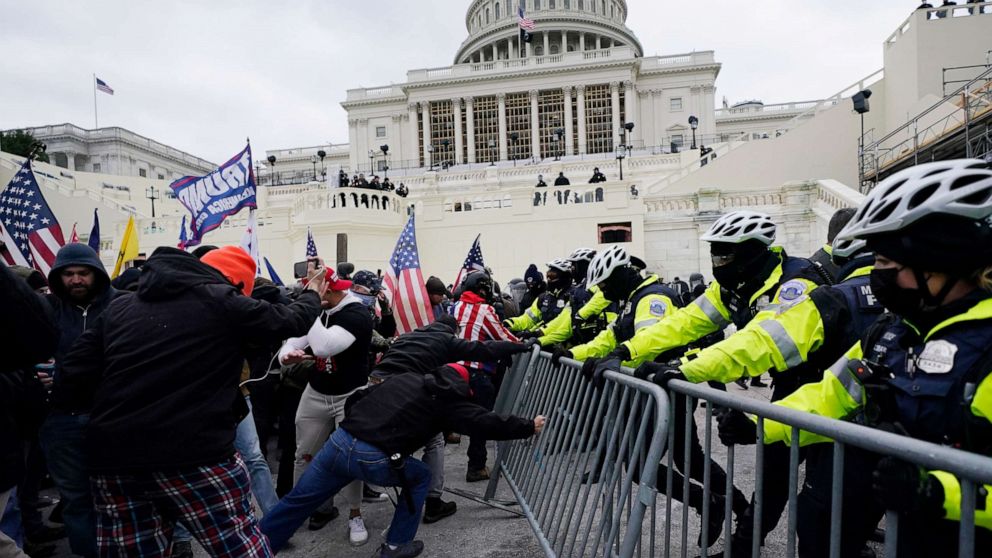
[777,280,807,303]
[916,340,957,374]
[649,300,667,317]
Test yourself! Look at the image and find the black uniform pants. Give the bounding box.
[467,369,497,471]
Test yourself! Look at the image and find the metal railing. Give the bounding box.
[661,379,992,558]
[485,350,671,558]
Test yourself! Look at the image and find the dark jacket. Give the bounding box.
[342,366,534,456]
[1,264,57,373]
[46,243,118,383]
[371,321,524,380]
[554,175,570,186]
[0,368,47,491]
[53,247,323,473]
[809,245,841,284]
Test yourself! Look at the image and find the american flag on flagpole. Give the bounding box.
[383,214,433,334]
[453,234,486,288]
[306,227,318,258]
[95,77,114,95]
[0,159,65,274]
[518,6,535,30]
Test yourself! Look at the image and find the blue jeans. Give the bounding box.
[176,402,278,543]
[260,428,430,552]
[40,412,97,558]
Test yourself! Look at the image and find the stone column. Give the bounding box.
[576,85,587,154]
[407,103,419,167]
[595,35,601,50]
[452,98,464,164]
[466,96,476,163]
[561,31,567,54]
[497,93,508,161]
[529,89,541,159]
[563,86,574,156]
[421,101,432,168]
[610,81,621,149]
[492,43,498,62]
[579,33,585,52]
[624,80,637,143]
[543,32,549,56]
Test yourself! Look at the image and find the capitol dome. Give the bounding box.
[455,0,642,64]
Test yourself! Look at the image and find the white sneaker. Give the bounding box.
[348,516,369,546]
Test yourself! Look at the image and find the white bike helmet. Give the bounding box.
[567,247,597,263]
[546,258,572,273]
[830,237,868,261]
[700,210,777,245]
[835,159,992,242]
[586,245,630,287]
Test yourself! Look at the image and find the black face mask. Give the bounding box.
[870,267,925,319]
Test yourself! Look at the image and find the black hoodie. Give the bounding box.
[54,247,323,473]
[342,366,534,456]
[371,320,525,379]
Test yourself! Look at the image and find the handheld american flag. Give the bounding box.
[453,234,486,288]
[383,214,433,334]
[306,227,318,258]
[0,159,65,274]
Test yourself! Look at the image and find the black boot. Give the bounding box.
[422,497,457,524]
[693,493,726,549]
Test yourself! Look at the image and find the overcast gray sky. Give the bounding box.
[0,1,914,164]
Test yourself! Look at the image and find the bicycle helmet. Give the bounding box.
[700,210,777,245]
[546,258,572,273]
[586,245,630,287]
[567,247,596,263]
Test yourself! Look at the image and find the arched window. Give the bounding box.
[495,2,501,19]
[485,7,490,23]
[578,0,583,9]
[595,187,604,201]
[549,0,555,9]
[565,0,570,7]
[535,0,541,9]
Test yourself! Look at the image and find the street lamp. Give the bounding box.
[615,144,628,181]
[310,155,318,181]
[441,139,451,169]
[317,149,327,181]
[266,155,277,186]
[145,186,159,218]
[688,116,699,149]
[368,150,376,175]
[380,145,389,178]
[487,139,496,166]
[553,127,564,161]
[510,132,519,166]
[427,144,434,170]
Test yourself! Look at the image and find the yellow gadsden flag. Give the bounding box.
[112,216,139,278]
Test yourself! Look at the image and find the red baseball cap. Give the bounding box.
[324,268,353,291]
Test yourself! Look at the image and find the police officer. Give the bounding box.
[637,231,882,553]
[554,246,746,547]
[534,248,614,347]
[722,160,992,557]
[504,259,573,335]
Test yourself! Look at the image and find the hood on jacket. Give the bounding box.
[47,243,110,301]
[136,247,233,302]
[424,364,472,400]
[418,316,457,335]
[200,246,256,296]
[111,267,141,292]
[459,291,487,305]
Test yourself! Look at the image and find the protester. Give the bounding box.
[52,245,324,557]
[520,264,546,310]
[278,266,373,544]
[396,182,409,197]
[261,362,544,558]
[588,167,606,183]
[425,275,452,320]
[38,243,119,558]
[554,172,570,186]
[451,272,520,482]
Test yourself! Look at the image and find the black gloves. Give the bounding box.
[632,361,685,389]
[522,337,541,348]
[490,340,531,356]
[717,410,758,446]
[551,347,572,366]
[517,330,540,341]
[872,457,945,518]
[580,356,619,388]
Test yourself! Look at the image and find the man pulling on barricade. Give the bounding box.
[636,211,882,555]
[260,362,545,558]
[619,210,828,548]
[369,313,532,524]
[550,245,743,547]
[718,160,992,557]
[532,247,616,348]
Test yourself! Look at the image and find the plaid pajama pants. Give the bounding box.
[91,454,271,558]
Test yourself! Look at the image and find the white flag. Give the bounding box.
[239,209,262,276]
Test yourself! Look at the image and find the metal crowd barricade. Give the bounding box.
[662,379,992,558]
[484,348,671,558]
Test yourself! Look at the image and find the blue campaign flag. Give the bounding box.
[178,215,188,248]
[170,144,256,248]
[264,257,284,286]
[87,209,101,254]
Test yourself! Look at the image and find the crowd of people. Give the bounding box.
[2,158,991,558]
[337,171,408,197]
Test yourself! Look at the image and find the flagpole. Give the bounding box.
[92,73,98,128]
